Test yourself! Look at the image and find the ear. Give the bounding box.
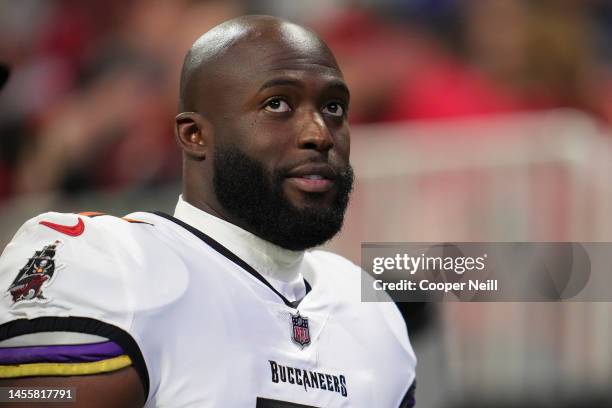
[175,112,212,160]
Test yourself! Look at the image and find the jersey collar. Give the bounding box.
[173,196,307,302]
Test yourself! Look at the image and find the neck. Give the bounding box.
[182,162,234,225]
[182,190,224,220]
[176,196,306,263]
[173,196,307,301]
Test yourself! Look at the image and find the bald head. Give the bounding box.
[176,14,351,250]
[179,15,339,112]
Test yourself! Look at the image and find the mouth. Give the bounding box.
[285,163,336,193]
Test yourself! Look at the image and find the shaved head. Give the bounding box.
[179,15,339,112]
[175,15,352,250]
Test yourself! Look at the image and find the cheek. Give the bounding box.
[333,129,351,162]
[229,115,294,166]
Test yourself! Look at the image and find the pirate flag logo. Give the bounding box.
[291,311,311,348]
[7,240,62,305]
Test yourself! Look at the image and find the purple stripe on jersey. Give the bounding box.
[0,341,124,364]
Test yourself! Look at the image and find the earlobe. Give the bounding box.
[175,112,210,160]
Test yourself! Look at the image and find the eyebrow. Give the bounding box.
[327,80,350,99]
[258,78,302,92]
[257,77,350,99]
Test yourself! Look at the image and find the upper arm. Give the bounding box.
[0,366,145,408]
[0,213,150,404]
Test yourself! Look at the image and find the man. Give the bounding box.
[0,16,416,407]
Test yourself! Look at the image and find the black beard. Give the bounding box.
[213,146,354,251]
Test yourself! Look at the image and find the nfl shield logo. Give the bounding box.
[291,312,311,348]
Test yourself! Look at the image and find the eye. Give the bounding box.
[264,98,291,113]
[322,102,345,117]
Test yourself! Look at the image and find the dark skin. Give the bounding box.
[0,367,143,407]
[177,15,351,234]
[0,16,350,406]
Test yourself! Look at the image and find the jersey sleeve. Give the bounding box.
[0,212,149,398]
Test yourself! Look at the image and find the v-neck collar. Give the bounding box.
[151,211,312,309]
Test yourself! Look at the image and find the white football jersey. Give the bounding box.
[0,209,416,407]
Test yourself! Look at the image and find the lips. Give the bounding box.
[285,163,336,193]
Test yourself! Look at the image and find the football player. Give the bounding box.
[0,16,416,407]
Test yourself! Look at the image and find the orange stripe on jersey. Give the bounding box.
[79,212,106,218]
[121,217,154,226]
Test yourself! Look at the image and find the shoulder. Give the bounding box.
[1,211,158,281]
[0,210,192,323]
[1,212,135,316]
[305,250,367,302]
[3,211,155,249]
[306,250,361,278]
[0,211,200,398]
[0,211,158,400]
[0,210,210,320]
[2,210,178,260]
[306,249,416,361]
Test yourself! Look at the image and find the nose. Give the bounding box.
[297,110,333,152]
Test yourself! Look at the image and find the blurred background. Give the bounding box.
[1,0,612,406]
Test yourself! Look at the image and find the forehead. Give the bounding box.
[222,25,344,89]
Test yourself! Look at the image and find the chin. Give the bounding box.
[284,188,337,210]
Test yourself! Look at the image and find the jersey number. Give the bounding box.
[256,397,317,408]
